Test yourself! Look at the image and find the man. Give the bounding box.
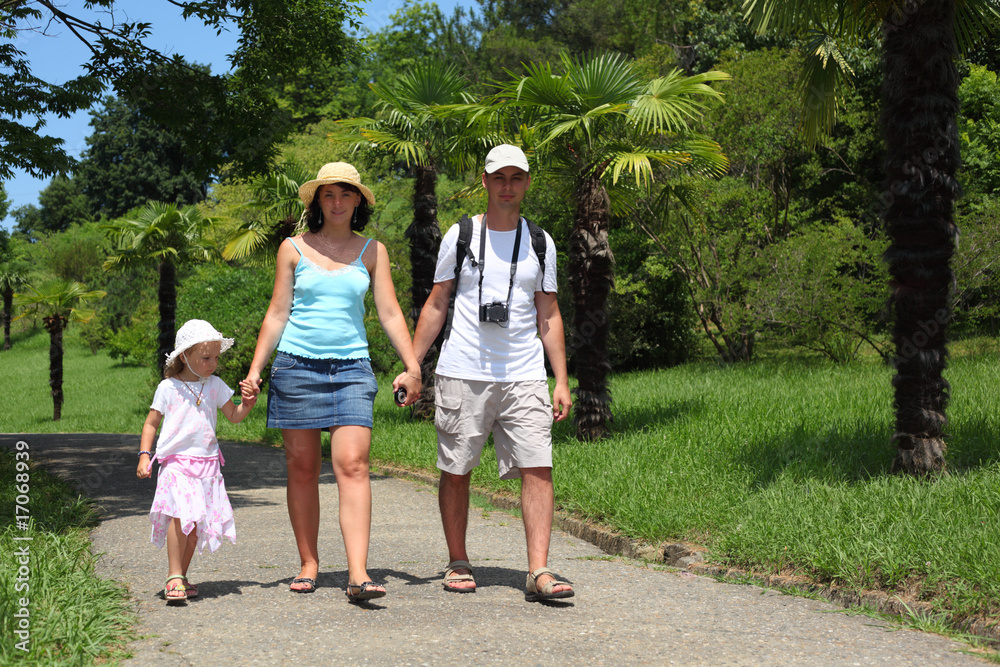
[412,144,574,602]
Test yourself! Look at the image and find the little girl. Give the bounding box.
[136,319,256,602]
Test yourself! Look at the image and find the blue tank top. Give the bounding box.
[276,237,373,359]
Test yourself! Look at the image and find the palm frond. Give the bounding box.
[631,70,730,133]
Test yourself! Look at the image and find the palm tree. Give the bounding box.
[104,202,215,375]
[0,231,30,350]
[743,0,1000,475]
[222,163,310,266]
[335,61,481,417]
[495,52,730,440]
[15,281,105,420]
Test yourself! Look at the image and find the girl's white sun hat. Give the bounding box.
[165,320,234,366]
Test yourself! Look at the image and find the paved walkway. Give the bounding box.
[2,433,988,665]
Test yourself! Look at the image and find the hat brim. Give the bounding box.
[164,337,235,366]
[299,179,375,208]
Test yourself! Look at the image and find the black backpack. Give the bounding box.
[443,214,549,339]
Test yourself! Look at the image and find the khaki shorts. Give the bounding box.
[434,375,553,480]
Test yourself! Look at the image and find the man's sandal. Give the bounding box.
[164,575,188,602]
[443,559,476,593]
[346,581,386,602]
[525,567,574,602]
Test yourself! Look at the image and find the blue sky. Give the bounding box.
[1,0,466,229]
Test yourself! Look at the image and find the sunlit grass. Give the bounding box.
[0,448,134,665]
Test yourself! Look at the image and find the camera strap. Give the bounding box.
[476,214,523,316]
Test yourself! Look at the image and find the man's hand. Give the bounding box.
[552,382,572,422]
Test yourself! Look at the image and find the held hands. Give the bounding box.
[239,372,263,403]
[392,370,423,407]
[552,382,572,422]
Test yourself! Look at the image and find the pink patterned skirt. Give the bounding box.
[149,454,235,553]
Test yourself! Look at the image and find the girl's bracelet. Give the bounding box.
[138,451,152,458]
[406,371,421,381]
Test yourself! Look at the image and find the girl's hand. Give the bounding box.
[136,457,152,479]
[392,371,422,407]
[240,373,262,399]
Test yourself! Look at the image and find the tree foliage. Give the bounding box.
[1,0,362,180]
[76,91,218,219]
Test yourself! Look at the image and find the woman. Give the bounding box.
[241,162,421,602]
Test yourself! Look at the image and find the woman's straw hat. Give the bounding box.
[298,162,375,208]
[165,320,234,366]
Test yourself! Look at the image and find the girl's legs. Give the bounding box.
[165,518,190,599]
[329,425,382,591]
[283,428,323,588]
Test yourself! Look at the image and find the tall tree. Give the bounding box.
[76,91,217,219]
[0,229,30,350]
[15,280,105,420]
[104,202,215,374]
[743,0,1000,475]
[336,61,478,417]
[1,1,361,181]
[494,52,729,440]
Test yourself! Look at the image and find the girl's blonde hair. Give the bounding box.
[163,353,187,379]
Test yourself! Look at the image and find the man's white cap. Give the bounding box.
[484,144,529,174]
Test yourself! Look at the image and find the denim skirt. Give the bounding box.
[266,351,379,430]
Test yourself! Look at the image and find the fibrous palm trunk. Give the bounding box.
[408,164,443,418]
[158,259,177,377]
[43,314,67,421]
[881,0,960,475]
[568,175,614,440]
[3,288,12,351]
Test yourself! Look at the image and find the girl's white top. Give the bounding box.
[150,376,234,459]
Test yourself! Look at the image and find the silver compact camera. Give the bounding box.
[479,301,509,324]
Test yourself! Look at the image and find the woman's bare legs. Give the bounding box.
[283,428,323,590]
[329,425,383,593]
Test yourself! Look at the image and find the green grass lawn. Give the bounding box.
[3,326,1000,629]
[0,447,134,665]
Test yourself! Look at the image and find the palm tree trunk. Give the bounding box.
[43,315,67,421]
[2,287,12,351]
[158,259,177,377]
[568,175,614,440]
[881,0,960,475]
[408,164,443,419]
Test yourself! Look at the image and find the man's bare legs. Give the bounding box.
[439,470,475,590]
[439,467,570,594]
[521,467,572,594]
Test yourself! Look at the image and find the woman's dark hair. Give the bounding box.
[306,183,372,233]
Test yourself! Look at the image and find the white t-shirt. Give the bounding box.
[150,376,234,459]
[434,215,558,381]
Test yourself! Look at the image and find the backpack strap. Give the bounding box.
[443,215,475,340]
[524,217,550,295]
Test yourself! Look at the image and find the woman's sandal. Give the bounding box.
[346,581,386,602]
[442,559,476,593]
[164,575,188,602]
[290,577,317,593]
[525,567,574,602]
